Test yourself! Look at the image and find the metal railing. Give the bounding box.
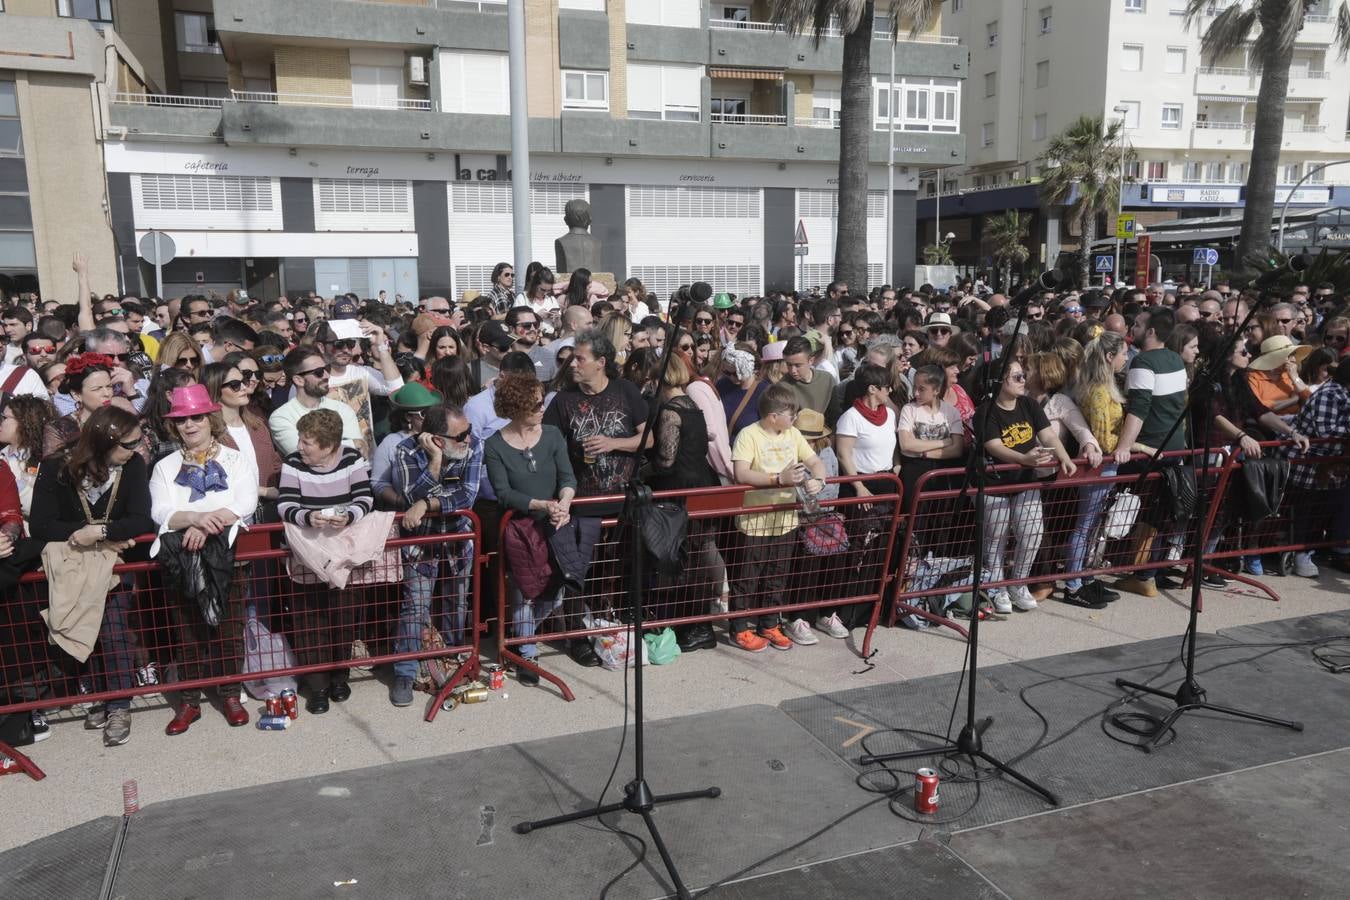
[1198,66,1253,76]
[710,112,787,125]
[111,91,226,109]
[179,42,223,55]
[798,117,840,129]
[707,18,959,42]
[231,90,434,111]
[1193,120,1251,130]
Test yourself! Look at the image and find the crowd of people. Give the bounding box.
[0,255,1346,751]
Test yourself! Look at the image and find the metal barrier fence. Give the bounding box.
[1,514,482,780]
[496,475,905,701]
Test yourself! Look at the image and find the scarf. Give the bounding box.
[175,458,229,502]
[852,398,889,427]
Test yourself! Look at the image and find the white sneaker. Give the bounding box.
[817,613,850,639]
[990,590,1013,614]
[786,618,819,645]
[1010,585,1038,611]
[1293,553,1319,578]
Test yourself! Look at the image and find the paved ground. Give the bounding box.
[4,569,1347,853]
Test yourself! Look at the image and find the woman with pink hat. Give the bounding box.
[148,383,259,735]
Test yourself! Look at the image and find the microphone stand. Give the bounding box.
[860,272,1064,806]
[1114,263,1306,751]
[514,298,719,900]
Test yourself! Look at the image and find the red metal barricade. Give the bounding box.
[888,449,1231,630]
[0,512,482,780]
[495,475,903,701]
[1197,437,1350,598]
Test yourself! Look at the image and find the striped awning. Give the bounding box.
[709,67,784,81]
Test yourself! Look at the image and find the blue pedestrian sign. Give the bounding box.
[1193,248,1219,266]
[1095,255,1115,273]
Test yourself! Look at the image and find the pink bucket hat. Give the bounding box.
[165,384,221,418]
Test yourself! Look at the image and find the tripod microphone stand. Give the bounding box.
[860,271,1064,806]
[1114,258,1307,751]
[514,298,719,900]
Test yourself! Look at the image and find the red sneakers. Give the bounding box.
[759,625,793,651]
[732,629,769,653]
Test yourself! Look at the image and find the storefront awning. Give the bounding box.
[709,67,784,81]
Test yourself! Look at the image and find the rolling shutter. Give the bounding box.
[625,185,763,299]
[447,182,590,298]
[132,174,282,231]
[313,178,415,231]
[795,189,887,289]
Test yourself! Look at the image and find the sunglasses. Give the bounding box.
[174,355,198,368]
[238,369,259,382]
[1326,333,1348,345]
[1276,318,1293,325]
[677,343,694,353]
[177,413,211,423]
[428,427,473,446]
[517,321,539,331]
[27,344,56,355]
[189,309,212,319]
[117,436,142,450]
[1009,373,1028,383]
[101,308,124,318]
[110,352,131,363]
[222,379,246,392]
[1063,307,1083,315]
[930,328,951,336]
[259,353,285,364]
[1198,311,1215,319]
[838,329,854,338]
[1235,347,1251,357]
[425,307,451,316]
[1026,312,1044,320]
[332,339,360,351]
[695,317,714,325]
[726,320,744,328]
[300,365,331,379]
[523,447,537,473]
[502,271,514,278]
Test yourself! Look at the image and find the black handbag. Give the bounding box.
[640,501,688,579]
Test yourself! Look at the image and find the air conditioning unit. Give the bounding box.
[408,57,428,86]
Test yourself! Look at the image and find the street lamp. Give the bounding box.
[1276,158,1350,253]
[1111,105,1130,286]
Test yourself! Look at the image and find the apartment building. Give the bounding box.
[921,0,1350,275]
[0,1,165,299]
[91,0,966,301]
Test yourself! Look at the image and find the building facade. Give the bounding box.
[921,0,1350,279]
[85,0,966,301]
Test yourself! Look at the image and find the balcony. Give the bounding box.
[1299,13,1336,42]
[702,18,963,74]
[231,90,434,111]
[1191,120,1251,149]
[708,19,960,43]
[709,112,787,126]
[112,91,225,109]
[213,0,506,52]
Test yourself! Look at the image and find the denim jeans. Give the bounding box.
[510,584,563,659]
[1065,464,1117,591]
[982,490,1044,592]
[394,551,469,680]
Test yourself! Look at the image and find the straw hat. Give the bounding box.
[1249,335,1312,371]
[164,384,220,418]
[795,408,832,441]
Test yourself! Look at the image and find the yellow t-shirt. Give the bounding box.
[732,421,814,537]
[1080,383,1123,454]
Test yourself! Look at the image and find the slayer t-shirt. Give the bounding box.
[543,378,649,500]
[973,395,1051,483]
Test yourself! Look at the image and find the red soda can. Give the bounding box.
[280,689,298,719]
[265,696,283,717]
[485,664,505,691]
[914,767,940,815]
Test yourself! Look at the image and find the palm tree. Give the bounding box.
[1185,1,1350,269]
[986,210,1031,291]
[1040,115,1131,289]
[770,1,945,292]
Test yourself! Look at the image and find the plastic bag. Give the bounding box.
[642,628,682,665]
[585,615,649,671]
[242,614,298,700]
[1103,490,1141,540]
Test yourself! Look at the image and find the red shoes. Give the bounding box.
[165,704,201,736]
[221,695,249,727]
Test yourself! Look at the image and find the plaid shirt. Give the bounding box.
[1284,382,1350,491]
[390,434,482,537]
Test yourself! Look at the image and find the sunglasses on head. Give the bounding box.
[101,308,124,318]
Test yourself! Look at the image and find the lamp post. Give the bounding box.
[1276,158,1350,253]
[1111,105,1130,286]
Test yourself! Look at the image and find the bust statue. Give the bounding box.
[555,198,602,274]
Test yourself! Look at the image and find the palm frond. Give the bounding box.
[769,0,869,38]
[1335,1,1350,60]
[876,0,945,40]
[1197,5,1260,63]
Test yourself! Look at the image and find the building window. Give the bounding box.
[1205,161,1225,181]
[438,50,509,115]
[1283,162,1301,182]
[984,72,996,97]
[1032,113,1047,140]
[873,77,960,132]
[626,0,700,28]
[1039,6,1052,32]
[628,63,701,121]
[986,21,999,47]
[951,0,962,11]
[560,0,605,9]
[1165,46,1186,74]
[1121,44,1143,72]
[175,12,219,54]
[562,70,609,110]
[1036,60,1050,88]
[982,121,995,146]
[1161,103,1182,129]
[351,62,404,109]
[180,80,231,99]
[1182,161,1202,182]
[57,0,112,23]
[1124,159,1142,179]
[1306,165,1325,183]
[1230,161,1247,182]
[812,89,841,124]
[713,4,749,22]
[710,96,747,121]
[972,175,985,188]
[1124,0,1144,11]
[0,79,21,157]
[1118,100,1140,129]
[1146,161,1167,180]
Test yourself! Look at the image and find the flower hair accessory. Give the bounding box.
[62,353,116,377]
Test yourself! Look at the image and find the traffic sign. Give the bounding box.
[794,219,808,247]
[1115,215,1136,240]
[1193,247,1219,266]
[794,245,809,256]
[138,231,176,266]
[1095,255,1115,273]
